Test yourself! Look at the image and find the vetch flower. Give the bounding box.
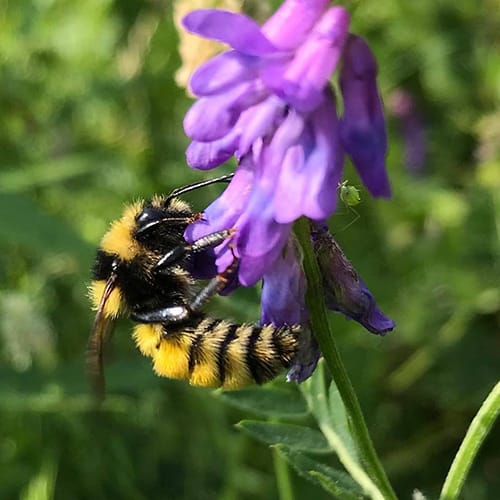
[311,222,395,335]
[181,1,394,357]
[182,2,356,283]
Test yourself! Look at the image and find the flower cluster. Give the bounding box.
[181,0,395,379]
[184,0,389,284]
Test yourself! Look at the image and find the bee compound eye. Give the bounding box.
[135,207,167,235]
[137,207,163,223]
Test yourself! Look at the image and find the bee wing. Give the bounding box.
[87,274,118,400]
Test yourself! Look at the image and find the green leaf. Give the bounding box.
[329,382,359,462]
[237,421,331,454]
[216,387,308,418]
[303,365,384,499]
[0,193,93,263]
[302,359,330,423]
[275,446,364,500]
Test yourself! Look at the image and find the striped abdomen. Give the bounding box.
[133,317,301,389]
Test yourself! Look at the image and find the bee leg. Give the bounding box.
[154,228,235,271]
[131,305,191,324]
[190,256,239,312]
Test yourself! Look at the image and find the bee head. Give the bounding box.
[132,196,194,254]
[89,196,194,319]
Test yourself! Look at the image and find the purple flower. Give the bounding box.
[340,35,391,197]
[310,222,395,335]
[183,2,354,284]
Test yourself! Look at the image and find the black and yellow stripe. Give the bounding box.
[133,318,301,390]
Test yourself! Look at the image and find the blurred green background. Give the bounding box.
[0,0,499,498]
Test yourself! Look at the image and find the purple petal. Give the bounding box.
[262,0,330,50]
[260,238,308,326]
[219,155,293,286]
[234,194,292,286]
[184,80,267,142]
[299,92,344,220]
[264,108,305,163]
[185,159,254,243]
[262,7,350,112]
[238,95,286,154]
[186,133,238,170]
[182,10,279,56]
[273,92,343,223]
[272,145,307,223]
[340,35,391,197]
[189,51,258,96]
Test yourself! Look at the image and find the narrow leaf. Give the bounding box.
[216,387,308,418]
[329,381,359,462]
[302,364,384,499]
[275,445,364,499]
[439,381,500,500]
[237,420,331,454]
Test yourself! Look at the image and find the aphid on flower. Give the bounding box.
[88,175,301,398]
[337,180,361,231]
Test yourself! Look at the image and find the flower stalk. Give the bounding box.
[439,381,500,500]
[294,217,396,500]
[272,446,295,500]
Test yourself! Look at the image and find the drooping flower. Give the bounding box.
[310,222,395,335]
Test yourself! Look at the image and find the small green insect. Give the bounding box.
[337,180,361,230]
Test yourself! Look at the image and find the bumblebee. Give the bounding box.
[88,175,301,397]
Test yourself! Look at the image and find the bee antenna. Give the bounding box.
[165,174,234,204]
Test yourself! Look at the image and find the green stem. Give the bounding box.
[294,218,396,500]
[272,446,295,500]
[439,381,500,500]
[301,367,385,500]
